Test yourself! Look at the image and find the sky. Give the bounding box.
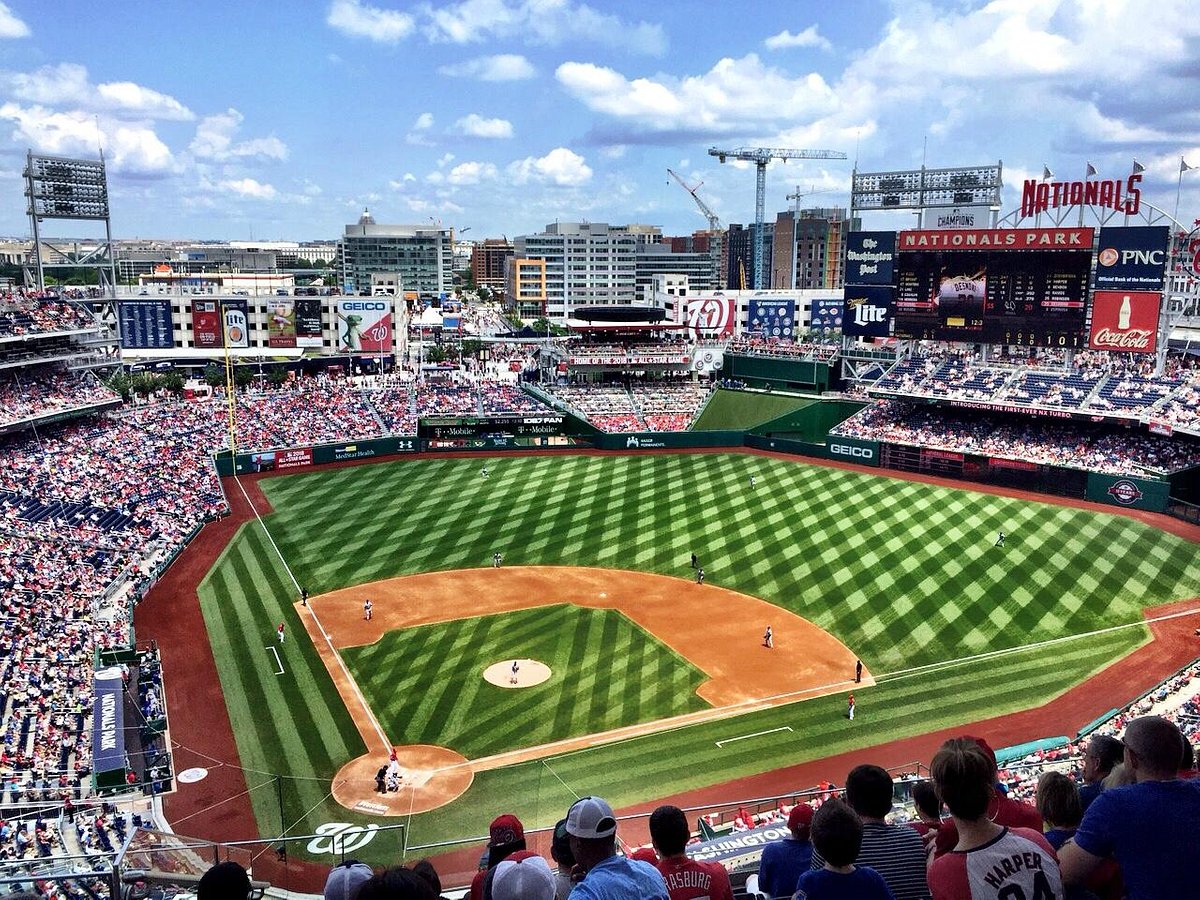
[0,0,1197,243]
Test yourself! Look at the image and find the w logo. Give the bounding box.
[683,298,735,340]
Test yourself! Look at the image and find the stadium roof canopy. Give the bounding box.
[572,304,667,323]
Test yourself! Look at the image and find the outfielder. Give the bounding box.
[277,622,285,644]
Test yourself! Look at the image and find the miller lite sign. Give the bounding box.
[841,285,894,338]
[1088,290,1160,354]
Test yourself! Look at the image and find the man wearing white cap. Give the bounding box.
[491,852,557,900]
[565,796,669,900]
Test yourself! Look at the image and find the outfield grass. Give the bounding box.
[691,389,813,431]
[342,605,708,758]
[195,453,1198,860]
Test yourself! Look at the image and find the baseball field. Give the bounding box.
[191,450,1198,866]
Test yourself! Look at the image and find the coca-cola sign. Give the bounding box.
[1088,290,1160,354]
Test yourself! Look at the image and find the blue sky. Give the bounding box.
[0,0,1197,242]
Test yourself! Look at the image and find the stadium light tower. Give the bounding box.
[709,146,847,289]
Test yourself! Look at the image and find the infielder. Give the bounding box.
[364,599,373,620]
[696,567,705,585]
[763,625,773,649]
[510,660,520,685]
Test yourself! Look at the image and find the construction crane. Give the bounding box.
[786,184,832,214]
[666,168,721,231]
[708,146,847,289]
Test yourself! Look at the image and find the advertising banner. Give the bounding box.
[1094,226,1170,290]
[922,205,993,230]
[92,666,125,774]
[747,297,796,339]
[336,298,393,353]
[691,346,724,374]
[1088,290,1160,354]
[826,435,880,466]
[223,298,249,349]
[267,297,297,348]
[842,285,894,338]
[689,822,791,870]
[1085,473,1170,512]
[117,299,174,349]
[810,298,843,332]
[679,296,736,341]
[845,232,896,284]
[276,447,314,470]
[192,299,223,349]
[294,297,324,348]
[898,227,1093,251]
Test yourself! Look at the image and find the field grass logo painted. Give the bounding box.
[307,822,379,855]
[1106,480,1144,505]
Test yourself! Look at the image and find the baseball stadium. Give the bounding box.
[3,177,1200,899]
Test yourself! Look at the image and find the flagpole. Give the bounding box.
[1174,156,1186,223]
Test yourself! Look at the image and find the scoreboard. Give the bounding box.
[417,415,564,439]
[894,227,1094,347]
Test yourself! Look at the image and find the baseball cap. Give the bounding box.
[323,862,373,900]
[565,796,617,839]
[550,818,574,865]
[489,813,525,847]
[491,852,556,900]
[787,804,814,831]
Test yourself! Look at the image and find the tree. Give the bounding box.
[460,338,483,358]
[130,372,160,398]
[203,364,225,389]
[268,367,289,387]
[106,372,132,402]
[159,371,185,396]
[425,344,448,364]
[233,365,254,388]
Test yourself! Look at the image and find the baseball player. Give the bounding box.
[847,693,855,720]
[363,599,373,620]
[855,659,863,683]
[277,622,285,644]
[696,566,705,585]
[995,530,1005,548]
[481,466,489,479]
[300,587,308,607]
[510,660,520,685]
[763,625,773,648]
[750,475,756,489]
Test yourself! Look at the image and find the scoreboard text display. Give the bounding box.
[894,227,1094,347]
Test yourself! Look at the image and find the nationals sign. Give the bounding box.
[679,296,736,341]
[1088,290,1160,354]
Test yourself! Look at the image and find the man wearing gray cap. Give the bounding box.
[565,796,668,900]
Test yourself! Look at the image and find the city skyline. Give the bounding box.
[0,0,1197,242]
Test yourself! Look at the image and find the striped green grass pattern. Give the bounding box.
[342,605,708,757]
[195,453,1198,858]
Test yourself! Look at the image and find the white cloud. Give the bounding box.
[327,0,415,42]
[438,54,535,81]
[455,113,513,139]
[406,112,435,146]
[0,2,29,39]
[507,147,592,186]
[7,63,193,120]
[422,0,665,55]
[556,55,837,134]
[219,178,277,200]
[0,103,175,175]
[764,26,830,51]
[446,161,499,184]
[189,109,287,161]
[413,112,434,130]
[600,145,627,159]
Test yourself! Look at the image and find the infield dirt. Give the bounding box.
[302,566,868,814]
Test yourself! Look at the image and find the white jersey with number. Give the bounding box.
[928,827,1062,900]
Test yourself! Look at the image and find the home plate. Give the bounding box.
[401,768,435,788]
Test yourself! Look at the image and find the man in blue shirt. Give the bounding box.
[566,796,669,900]
[757,804,814,898]
[1060,715,1200,900]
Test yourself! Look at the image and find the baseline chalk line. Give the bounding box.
[265,646,285,676]
[716,726,792,748]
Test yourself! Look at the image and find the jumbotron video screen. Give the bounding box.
[894,228,1094,347]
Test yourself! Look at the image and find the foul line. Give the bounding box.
[264,646,284,676]
[716,726,792,748]
[233,476,392,752]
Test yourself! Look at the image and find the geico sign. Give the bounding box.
[342,301,389,310]
[829,443,874,460]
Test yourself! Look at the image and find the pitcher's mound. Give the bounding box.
[484,659,551,689]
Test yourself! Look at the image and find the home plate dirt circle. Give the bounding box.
[483,659,552,688]
[331,745,472,816]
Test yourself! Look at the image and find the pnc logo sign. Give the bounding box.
[829,443,875,460]
[1097,248,1164,267]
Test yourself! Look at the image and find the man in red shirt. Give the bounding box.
[649,805,732,900]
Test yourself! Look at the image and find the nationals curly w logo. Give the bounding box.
[682,298,735,341]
